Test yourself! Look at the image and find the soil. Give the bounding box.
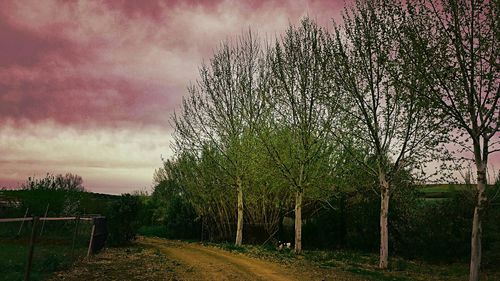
[138,237,365,281]
[50,237,367,281]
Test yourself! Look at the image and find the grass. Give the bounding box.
[218,242,248,253]
[48,244,175,281]
[418,184,471,193]
[0,243,28,281]
[0,241,84,281]
[418,183,498,195]
[0,220,93,281]
[417,184,473,200]
[137,225,168,237]
[207,242,498,281]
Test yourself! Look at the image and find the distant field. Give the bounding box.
[418,184,467,200]
[0,189,119,219]
[419,184,474,193]
[417,184,498,199]
[419,184,474,192]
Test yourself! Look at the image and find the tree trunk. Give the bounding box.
[294,190,303,253]
[278,210,285,242]
[235,177,244,246]
[379,173,390,269]
[469,161,487,281]
[339,193,346,247]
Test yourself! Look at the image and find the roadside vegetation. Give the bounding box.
[0,174,144,281]
[146,0,499,280]
[211,241,500,281]
[1,0,498,280]
[48,243,174,281]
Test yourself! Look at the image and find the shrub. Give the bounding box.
[163,195,199,239]
[106,194,142,246]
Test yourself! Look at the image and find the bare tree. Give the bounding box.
[22,173,85,192]
[328,0,445,268]
[403,0,499,279]
[56,173,85,192]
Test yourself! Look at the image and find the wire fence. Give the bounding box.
[0,215,107,281]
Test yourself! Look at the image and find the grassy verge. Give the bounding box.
[207,242,498,281]
[48,244,175,281]
[137,225,168,237]
[0,240,89,281]
[0,221,92,281]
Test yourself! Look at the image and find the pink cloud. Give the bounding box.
[0,0,497,192]
[0,0,342,129]
[0,0,345,192]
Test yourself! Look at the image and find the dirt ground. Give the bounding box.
[139,237,365,281]
[50,237,367,281]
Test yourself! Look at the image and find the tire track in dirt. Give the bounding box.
[139,237,302,281]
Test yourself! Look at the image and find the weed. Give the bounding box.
[219,242,247,253]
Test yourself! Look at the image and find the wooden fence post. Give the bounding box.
[39,204,50,236]
[17,208,29,237]
[24,217,38,281]
[200,216,204,242]
[71,216,80,259]
[87,219,96,257]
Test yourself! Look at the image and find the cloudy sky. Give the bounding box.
[0,0,346,194]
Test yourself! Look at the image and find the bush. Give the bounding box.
[141,177,200,240]
[163,196,199,239]
[0,173,88,218]
[301,184,499,264]
[106,194,142,246]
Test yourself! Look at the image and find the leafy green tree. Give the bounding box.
[18,173,87,216]
[261,18,335,253]
[173,32,269,245]
[155,148,235,241]
[328,0,445,268]
[107,194,142,245]
[403,0,499,279]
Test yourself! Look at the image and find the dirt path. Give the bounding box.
[138,237,364,281]
[47,237,498,281]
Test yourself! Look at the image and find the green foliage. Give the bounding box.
[137,225,167,237]
[406,192,473,261]
[147,0,499,274]
[1,173,88,218]
[149,161,201,240]
[301,185,500,266]
[22,173,85,192]
[106,194,143,246]
[219,242,248,253]
[163,195,199,239]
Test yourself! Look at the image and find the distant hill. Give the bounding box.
[0,189,120,218]
[417,183,496,199]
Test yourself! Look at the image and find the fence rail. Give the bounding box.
[0,216,95,223]
[0,217,33,223]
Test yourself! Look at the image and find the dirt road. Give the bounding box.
[138,237,363,281]
[49,237,496,281]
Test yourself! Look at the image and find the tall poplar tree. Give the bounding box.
[403,1,499,279]
[261,18,334,253]
[173,32,269,246]
[329,0,445,268]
